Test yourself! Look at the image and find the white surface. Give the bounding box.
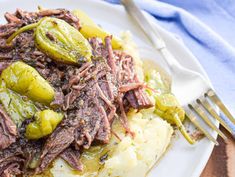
[0,0,216,177]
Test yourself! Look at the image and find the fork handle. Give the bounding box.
[160,47,183,69]
[121,0,182,69]
[122,0,211,84]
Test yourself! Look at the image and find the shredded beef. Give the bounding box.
[60,148,82,171]
[0,149,24,177]
[37,57,115,171]
[0,141,43,176]
[36,126,75,173]
[0,106,17,150]
[0,8,153,175]
[114,51,153,110]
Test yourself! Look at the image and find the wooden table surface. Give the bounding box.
[201,126,235,177]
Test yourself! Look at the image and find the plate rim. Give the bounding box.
[0,0,216,176]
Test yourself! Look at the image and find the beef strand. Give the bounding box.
[36,126,75,173]
[60,148,83,171]
[0,106,17,150]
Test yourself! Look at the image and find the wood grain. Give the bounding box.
[201,126,235,177]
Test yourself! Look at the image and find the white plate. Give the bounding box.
[0,0,216,177]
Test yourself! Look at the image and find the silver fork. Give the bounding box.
[122,0,235,145]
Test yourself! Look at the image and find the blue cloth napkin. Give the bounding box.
[105,0,235,135]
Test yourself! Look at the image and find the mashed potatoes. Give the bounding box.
[99,111,173,177]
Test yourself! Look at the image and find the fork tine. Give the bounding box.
[206,89,235,125]
[189,103,227,140]
[186,109,219,145]
[197,98,234,134]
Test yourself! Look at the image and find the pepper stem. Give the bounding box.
[6,22,39,44]
[173,113,195,144]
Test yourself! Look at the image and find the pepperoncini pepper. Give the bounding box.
[25,109,63,139]
[7,17,92,65]
[155,94,195,144]
[145,69,195,144]
[35,17,92,64]
[0,80,37,126]
[1,61,55,104]
[155,94,184,122]
[72,9,122,49]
